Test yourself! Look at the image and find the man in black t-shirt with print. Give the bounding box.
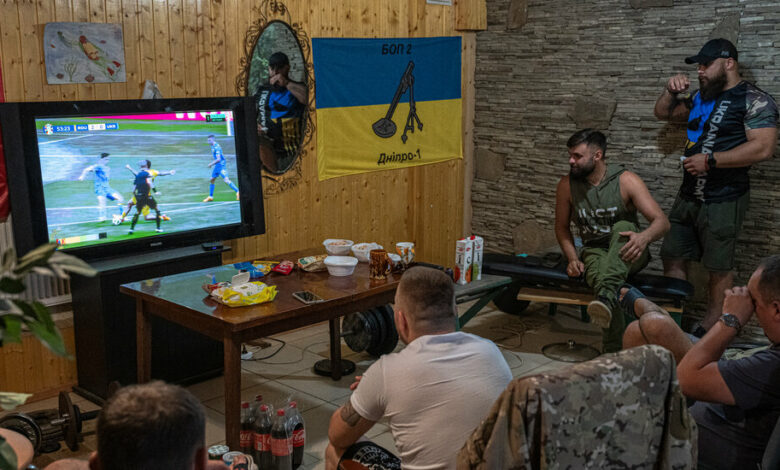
[654,38,779,336]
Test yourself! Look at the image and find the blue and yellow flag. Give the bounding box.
[312,37,462,180]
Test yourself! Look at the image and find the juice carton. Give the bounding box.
[454,238,473,285]
[470,235,483,281]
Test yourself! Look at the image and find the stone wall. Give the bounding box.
[472,0,780,298]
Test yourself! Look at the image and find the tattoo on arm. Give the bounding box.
[340,401,362,427]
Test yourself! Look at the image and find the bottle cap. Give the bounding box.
[241,402,249,408]
[260,404,268,411]
[289,401,297,408]
[277,409,285,416]
[255,394,263,401]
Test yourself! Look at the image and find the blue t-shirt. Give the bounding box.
[211,142,226,167]
[690,344,780,468]
[268,87,305,120]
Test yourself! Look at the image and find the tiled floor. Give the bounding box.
[19,300,603,468]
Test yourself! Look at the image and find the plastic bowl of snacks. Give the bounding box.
[388,253,402,268]
[324,256,358,276]
[323,239,354,256]
[351,242,383,262]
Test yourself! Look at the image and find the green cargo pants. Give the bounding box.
[582,220,649,353]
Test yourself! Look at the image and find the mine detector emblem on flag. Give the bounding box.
[312,37,462,181]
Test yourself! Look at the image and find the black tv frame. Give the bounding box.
[0,96,265,261]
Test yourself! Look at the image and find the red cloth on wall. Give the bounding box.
[0,59,9,222]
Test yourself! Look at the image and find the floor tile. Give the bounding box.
[277,362,370,404]
[187,370,269,402]
[298,402,339,457]
[240,343,328,380]
[202,380,325,415]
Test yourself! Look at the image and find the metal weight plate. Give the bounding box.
[0,413,42,453]
[342,312,371,352]
[366,308,388,357]
[377,305,399,355]
[59,391,79,451]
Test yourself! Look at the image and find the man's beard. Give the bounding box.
[699,70,728,101]
[570,161,595,179]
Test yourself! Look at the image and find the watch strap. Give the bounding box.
[707,152,716,169]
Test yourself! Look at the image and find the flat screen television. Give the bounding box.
[0,97,265,261]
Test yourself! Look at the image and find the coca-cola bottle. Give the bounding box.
[271,409,292,470]
[286,401,305,470]
[240,401,254,454]
[253,404,273,469]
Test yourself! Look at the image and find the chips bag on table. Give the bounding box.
[272,260,294,275]
[210,281,278,307]
[297,255,327,272]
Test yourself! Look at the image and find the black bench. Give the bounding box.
[483,252,695,324]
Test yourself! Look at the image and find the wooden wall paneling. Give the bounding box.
[104,0,124,99]
[137,0,155,97]
[1,341,25,393]
[461,32,475,237]
[195,0,211,97]
[209,0,226,96]
[18,1,44,102]
[454,0,487,31]
[152,0,172,96]
[0,1,24,102]
[166,0,185,97]
[52,0,78,101]
[0,327,77,399]
[181,0,198,96]
[121,0,140,99]
[89,0,112,100]
[36,0,58,102]
[71,0,96,101]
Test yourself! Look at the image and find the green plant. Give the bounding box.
[0,244,96,470]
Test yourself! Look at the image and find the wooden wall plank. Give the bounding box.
[166,0,185,97]
[137,0,155,96]
[0,0,25,102]
[121,0,140,98]
[152,0,172,96]
[454,0,487,31]
[35,0,59,102]
[88,0,111,100]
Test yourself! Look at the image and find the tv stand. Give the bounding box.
[70,245,229,403]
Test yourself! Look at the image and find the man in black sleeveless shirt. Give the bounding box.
[654,38,778,336]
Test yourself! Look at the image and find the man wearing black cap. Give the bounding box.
[256,52,307,172]
[654,38,778,337]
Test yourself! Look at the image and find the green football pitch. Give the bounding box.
[38,119,243,248]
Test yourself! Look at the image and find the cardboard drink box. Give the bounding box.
[454,238,473,285]
[470,235,483,281]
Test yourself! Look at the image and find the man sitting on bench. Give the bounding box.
[621,255,780,469]
[554,129,670,352]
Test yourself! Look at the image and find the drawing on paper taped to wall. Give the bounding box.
[44,22,126,84]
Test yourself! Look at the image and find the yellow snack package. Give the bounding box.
[211,281,278,307]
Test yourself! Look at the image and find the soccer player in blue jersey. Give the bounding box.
[203,135,239,202]
[78,152,124,221]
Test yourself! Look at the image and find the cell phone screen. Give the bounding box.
[293,291,322,303]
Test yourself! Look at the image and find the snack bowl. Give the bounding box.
[351,242,383,262]
[388,253,402,268]
[324,256,358,276]
[323,239,354,256]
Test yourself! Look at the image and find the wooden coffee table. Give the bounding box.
[121,259,401,449]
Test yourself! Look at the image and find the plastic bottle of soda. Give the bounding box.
[286,401,305,470]
[251,394,264,420]
[271,409,292,470]
[253,404,273,469]
[240,401,254,454]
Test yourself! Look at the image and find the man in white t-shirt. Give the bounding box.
[325,266,512,470]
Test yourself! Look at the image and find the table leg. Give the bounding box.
[224,334,242,450]
[136,299,152,383]
[329,317,343,380]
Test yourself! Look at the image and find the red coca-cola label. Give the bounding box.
[253,432,271,451]
[292,429,305,447]
[240,430,252,448]
[271,437,289,456]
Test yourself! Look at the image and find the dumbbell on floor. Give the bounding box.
[341,305,399,357]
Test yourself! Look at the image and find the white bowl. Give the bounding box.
[351,242,383,262]
[323,239,354,256]
[324,256,358,276]
[388,253,401,268]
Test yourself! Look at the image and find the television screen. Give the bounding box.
[37,110,242,248]
[1,97,264,260]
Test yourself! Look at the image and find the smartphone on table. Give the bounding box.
[292,290,324,304]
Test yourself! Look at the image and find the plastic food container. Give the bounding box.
[324,256,358,276]
[323,239,354,256]
[351,242,383,262]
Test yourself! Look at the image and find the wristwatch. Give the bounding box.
[720,313,741,333]
[707,152,717,170]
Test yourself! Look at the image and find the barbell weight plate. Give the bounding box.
[342,312,371,352]
[366,308,388,357]
[377,305,399,355]
[59,391,79,451]
[0,413,42,453]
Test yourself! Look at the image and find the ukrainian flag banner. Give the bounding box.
[312,37,462,180]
